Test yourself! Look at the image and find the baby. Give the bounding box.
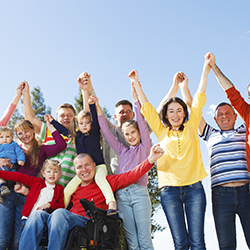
[0,127,25,203]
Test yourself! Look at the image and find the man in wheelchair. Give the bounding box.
[18,144,164,250]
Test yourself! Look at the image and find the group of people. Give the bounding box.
[0,52,249,250]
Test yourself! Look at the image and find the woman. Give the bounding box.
[0,118,66,250]
[130,54,211,249]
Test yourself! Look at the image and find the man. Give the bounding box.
[18,144,164,250]
[83,72,177,174]
[206,52,250,171]
[22,81,78,187]
[199,94,250,247]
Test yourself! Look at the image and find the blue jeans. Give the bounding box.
[19,208,89,250]
[212,184,250,250]
[0,187,26,250]
[160,181,206,250]
[116,184,154,250]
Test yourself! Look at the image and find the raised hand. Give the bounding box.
[44,114,54,123]
[21,81,30,96]
[205,52,216,68]
[147,144,165,164]
[77,72,91,91]
[88,95,98,105]
[128,69,139,83]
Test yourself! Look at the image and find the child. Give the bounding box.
[95,81,154,250]
[0,159,64,227]
[49,72,117,214]
[0,127,25,204]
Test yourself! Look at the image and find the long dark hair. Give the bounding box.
[160,97,188,131]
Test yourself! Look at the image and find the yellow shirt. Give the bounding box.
[141,92,208,188]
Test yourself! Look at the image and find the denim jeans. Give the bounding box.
[160,181,206,250]
[212,184,250,250]
[0,188,26,250]
[19,208,89,250]
[116,184,154,250]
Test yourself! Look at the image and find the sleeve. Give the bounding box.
[226,86,250,123]
[199,123,213,141]
[43,131,67,158]
[134,101,152,153]
[141,102,165,138]
[109,158,154,191]
[89,103,100,136]
[0,103,16,126]
[188,92,206,129]
[12,142,26,163]
[51,120,71,137]
[0,170,37,187]
[49,185,65,209]
[98,115,124,155]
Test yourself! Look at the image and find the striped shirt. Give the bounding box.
[39,122,77,187]
[200,123,250,187]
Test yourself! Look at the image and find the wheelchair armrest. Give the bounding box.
[80,198,107,217]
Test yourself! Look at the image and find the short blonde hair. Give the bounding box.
[40,159,61,179]
[77,110,91,121]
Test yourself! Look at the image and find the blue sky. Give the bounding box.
[1,1,250,249]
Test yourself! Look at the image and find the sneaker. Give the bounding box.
[0,196,4,204]
[107,209,118,216]
[1,185,11,196]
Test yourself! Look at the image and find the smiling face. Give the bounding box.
[0,131,13,145]
[57,108,75,129]
[165,102,186,131]
[122,124,141,146]
[16,127,35,146]
[114,104,135,127]
[42,165,62,185]
[214,104,237,131]
[74,154,96,186]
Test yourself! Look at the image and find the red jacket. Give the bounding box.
[0,171,64,217]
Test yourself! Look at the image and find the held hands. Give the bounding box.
[173,72,189,89]
[204,52,216,69]
[77,72,91,91]
[128,69,139,83]
[20,81,29,96]
[44,114,54,123]
[147,144,165,164]
[37,202,51,211]
[88,95,98,105]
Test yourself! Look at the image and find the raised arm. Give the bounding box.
[22,81,43,134]
[207,52,233,91]
[128,69,148,106]
[77,72,92,111]
[156,72,180,113]
[0,82,24,126]
[197,53,211,94]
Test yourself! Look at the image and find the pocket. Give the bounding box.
[212,187,224,198]
[189,181,202,189]
[160,186,170,193]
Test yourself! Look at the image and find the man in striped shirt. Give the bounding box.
[199,57,250,248]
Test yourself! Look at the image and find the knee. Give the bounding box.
[47,208,68,226]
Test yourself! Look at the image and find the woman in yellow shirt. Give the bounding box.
[128,54,211,250]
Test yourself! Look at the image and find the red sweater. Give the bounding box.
[226,86,250,171]
[70,158,154,217]
[0,171,64,217]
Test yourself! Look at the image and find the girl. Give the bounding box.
[95,82,153,250]
[131,55,211,249]
[0,117,66,250]
[50,73,117,214]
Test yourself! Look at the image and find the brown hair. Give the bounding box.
[215,102,235,115]
[160,97,188,131]
[14,120,43,168]
[115,100,133,109]
[121,120,139,132]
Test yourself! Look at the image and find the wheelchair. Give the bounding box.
[40,198,122,250]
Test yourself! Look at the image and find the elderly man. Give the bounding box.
[18,144,164,250]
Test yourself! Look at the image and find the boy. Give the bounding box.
[0,127,25,203]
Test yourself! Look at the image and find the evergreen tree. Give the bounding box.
[74,88,83,114]
[30,86,51,122]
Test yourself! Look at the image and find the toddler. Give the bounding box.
[0,127,25,204]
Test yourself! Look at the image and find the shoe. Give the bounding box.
[107,209,118,216]
[0,196,4,204]
[1,185,11,196]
